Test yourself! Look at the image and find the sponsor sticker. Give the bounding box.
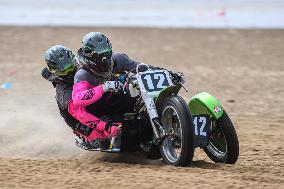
[214,104,222,114]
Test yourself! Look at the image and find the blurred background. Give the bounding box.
[0,0,284,28]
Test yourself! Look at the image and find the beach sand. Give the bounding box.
[0,27,283,188]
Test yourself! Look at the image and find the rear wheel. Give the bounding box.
[158,96,195,166]
[203,111,239,164]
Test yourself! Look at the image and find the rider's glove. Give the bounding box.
[104,122,122,137]
[102,81,122,92]
[117,72,128,84]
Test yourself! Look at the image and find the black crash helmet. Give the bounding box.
[45,45,76,77]
[78,32,113,78]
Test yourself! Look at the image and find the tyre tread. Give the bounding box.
[158,95,195,166]
[204,111,239,164]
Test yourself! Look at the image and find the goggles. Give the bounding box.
[82,46,112,63]
[47,57,76,77]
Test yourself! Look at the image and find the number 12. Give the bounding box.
[144,74,166,90]
[194,116,207,136]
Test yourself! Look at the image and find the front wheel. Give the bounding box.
[203,111,239,164]
[158,96,195,166]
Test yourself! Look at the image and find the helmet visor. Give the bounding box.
[47,56,76,77]
[82,47,112,73]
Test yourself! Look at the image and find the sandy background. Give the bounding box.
[0,27,283,188]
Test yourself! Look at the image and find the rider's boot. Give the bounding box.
[75,136,110,151]
[75,136,95,151]
[89,138,109,150]
[73,122,106,150]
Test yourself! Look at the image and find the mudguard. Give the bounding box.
[188,92,224,120]
[154,85,181,108]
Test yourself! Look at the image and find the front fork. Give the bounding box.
[141,92,166,144]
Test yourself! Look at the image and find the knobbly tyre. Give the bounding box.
[87,64,239,166]
[189,92,239,164]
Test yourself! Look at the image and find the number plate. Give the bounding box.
[193,115,211,148]
[137,70,173,96]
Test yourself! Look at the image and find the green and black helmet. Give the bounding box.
[78,32,113,78]
[45,45,76,77]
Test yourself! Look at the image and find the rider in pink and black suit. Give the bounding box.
[68,32,143,146]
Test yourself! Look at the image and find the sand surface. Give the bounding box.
[0,27,283,188]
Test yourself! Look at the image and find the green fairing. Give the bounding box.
[188,92,223,120]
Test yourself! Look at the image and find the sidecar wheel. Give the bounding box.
[203,111,239,164]
[158,96,195,166]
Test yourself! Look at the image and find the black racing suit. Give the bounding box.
[41,67,78,131]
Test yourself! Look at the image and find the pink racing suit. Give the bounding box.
[68,52,140,142]
[68,81,111,141]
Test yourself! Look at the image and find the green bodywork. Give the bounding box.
[155,87,223,120]
[188,92,224,120]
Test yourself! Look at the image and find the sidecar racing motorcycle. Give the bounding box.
[83,64,239,167]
